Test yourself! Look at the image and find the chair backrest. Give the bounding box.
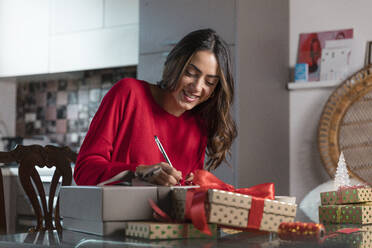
[318,65,372,185]
[0,144,77,233]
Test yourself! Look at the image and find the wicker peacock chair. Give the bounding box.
[318,65,372,185]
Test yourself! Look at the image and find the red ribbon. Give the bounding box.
[192,170,275,200]
[187,190,211,235]
[336,185,368,204]
[246,196,265,229]
[148,198,172,222]
[185,170,275,234]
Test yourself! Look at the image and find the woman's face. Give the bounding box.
[167,50,219,116]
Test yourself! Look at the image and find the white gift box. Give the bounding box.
[60,186,158,222]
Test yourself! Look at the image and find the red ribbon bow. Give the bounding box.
[192,169,275,199]
[150,170,275,235]
[186,170,274,235]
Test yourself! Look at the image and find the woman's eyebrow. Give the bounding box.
[189,63,220,79]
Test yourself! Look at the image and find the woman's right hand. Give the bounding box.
[135,162,182,186]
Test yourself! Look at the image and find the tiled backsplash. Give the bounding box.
[16,66,136,151]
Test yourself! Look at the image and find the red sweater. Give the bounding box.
[74,78,207,185]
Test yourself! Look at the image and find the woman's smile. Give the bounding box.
[182,89,200,102]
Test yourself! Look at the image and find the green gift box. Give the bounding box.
[124,222,217,240]
[319,203,372,224]
[320,187,372,205]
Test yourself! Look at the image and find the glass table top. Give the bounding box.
[0,225,366,248]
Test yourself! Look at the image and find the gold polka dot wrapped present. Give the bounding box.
[172,188,297,232]
[124,222,217,240]
[319,203,372,224]
[320,187,372,205]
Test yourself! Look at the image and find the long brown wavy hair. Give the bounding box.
[158,29,237,170]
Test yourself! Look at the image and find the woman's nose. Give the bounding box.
[190,78,203,92]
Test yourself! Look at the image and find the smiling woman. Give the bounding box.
[74,29,237,186]
[154,50,219,117]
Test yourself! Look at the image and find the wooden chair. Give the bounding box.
[0,144,77,233]
[318,65,372,185]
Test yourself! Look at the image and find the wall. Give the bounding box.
[236,0,290,195]
[289,88,333,202]
[0,80,16,137]
[289,0,372,202]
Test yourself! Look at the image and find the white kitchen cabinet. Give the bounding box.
[50,0,139,73]
[49,24,138,73]
[0,0,139,77]
[0,0,49,77]
[139,0,235,55]
[105,0,139,27]
[51,0,103,34]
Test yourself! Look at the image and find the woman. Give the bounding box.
[74,29,237,186]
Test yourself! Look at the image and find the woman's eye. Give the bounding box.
[185,70,197,77]
[206,79,218,86]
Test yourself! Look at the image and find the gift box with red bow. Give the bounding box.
[171,188,297,232]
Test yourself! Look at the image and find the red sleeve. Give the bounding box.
[196,148,206,170]
[73,79,138,185]
[197,118,208,170]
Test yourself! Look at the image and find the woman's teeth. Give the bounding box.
[184,90,197,99]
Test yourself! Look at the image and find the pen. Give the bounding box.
[154,136,181,186]
[154,135,174,168]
